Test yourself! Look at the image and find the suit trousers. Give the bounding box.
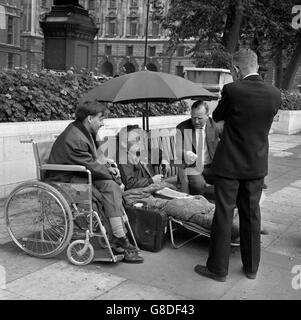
[186,165,215,199]
[202,164,216,185]
[206,176,264,276]
[93,179,124,218]
[187,173,206,195]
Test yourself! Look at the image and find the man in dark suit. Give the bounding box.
[194,48,281,282]
[175,100,221,197]
[47,100,143,263]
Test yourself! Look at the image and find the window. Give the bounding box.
[129,21,138,36]
[130,0,138,7]
[41,0,47,8]
[176,65,184,77]
[109,0,117,8]
[177,46,185,57]
[7,16,13,44]
[126,45,133,56]
[152,21,160,37]
[8,53,13,69]
[148,46,156,57]
[88,0,95,10]
[0,5,6,30]
[108,21,116,36]
[105,45,112,55]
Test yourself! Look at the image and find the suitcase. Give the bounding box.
[124,204,168,252]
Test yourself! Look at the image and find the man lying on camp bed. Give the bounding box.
[116,125,247,243]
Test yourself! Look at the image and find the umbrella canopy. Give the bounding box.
[80,70,217,104]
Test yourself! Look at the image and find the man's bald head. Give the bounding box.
[232,48,259,78]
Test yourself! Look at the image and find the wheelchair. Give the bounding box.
[4,140,138,266]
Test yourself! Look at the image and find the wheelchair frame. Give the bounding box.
[4,140,138,266]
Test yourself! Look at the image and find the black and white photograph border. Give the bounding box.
[0,0,301,303]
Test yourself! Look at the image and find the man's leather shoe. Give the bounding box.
[260,228,269,235]
[194,264,226,282]
[110,235,136,253]
[111,236,144,264]
[123,249,144,264]
[243,267,257,279]
[245,272,257,279]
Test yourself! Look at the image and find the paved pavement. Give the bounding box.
[0,133,301,300]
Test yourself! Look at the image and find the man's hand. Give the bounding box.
[108,166,120,177]
[106,158,117,166]
[152,174,164,183]
[185,151,198,164]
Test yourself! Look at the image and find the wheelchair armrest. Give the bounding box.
[40,164,88,172]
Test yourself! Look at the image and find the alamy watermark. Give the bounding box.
[97,128,209,166]
[0,264,6,290]
[291,265,301,290]
[292,5,301,29]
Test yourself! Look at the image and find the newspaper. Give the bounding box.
[155,187,194,199]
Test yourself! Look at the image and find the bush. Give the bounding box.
[280,89,301,111]
[194,46,232,69]
[0,68,189,122]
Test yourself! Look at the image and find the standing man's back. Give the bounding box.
[194,48,281,282]
[211,74,280,179]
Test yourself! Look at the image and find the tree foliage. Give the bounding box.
[279,89,301,110]
[162,0,301,84]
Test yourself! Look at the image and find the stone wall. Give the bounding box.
[271,110,301,135]
[0,115,189,199]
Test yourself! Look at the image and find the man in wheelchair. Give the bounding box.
[46,99,144,263]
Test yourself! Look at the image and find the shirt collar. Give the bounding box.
[243,72,259,79]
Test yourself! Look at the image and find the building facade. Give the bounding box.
[6,0,195,76]
[79,0,195,76]
[0,0,21,70]
[19,0,51,71]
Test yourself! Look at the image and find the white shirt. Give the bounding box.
[243,72,259,79]
[185,125,210,175]
[195,124,210,166]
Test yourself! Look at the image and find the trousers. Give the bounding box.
[206,176,264,276]
[93,179,124,218]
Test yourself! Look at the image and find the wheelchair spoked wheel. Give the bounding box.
[67,240,94,266]
[4,181,74,258]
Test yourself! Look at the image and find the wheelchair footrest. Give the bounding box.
[93,250,124,263]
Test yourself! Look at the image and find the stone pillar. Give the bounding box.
[40,0,98,71]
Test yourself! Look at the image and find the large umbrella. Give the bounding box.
[80,70,217,130]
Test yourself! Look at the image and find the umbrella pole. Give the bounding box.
[146,101,149,132]
[142,111,146,131]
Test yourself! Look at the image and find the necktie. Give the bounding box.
[195,128,204,172]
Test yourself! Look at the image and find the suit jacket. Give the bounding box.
[175,117,221,168]
[211,75,281,179]
[46,120,113,182]
[119,161,154,190]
